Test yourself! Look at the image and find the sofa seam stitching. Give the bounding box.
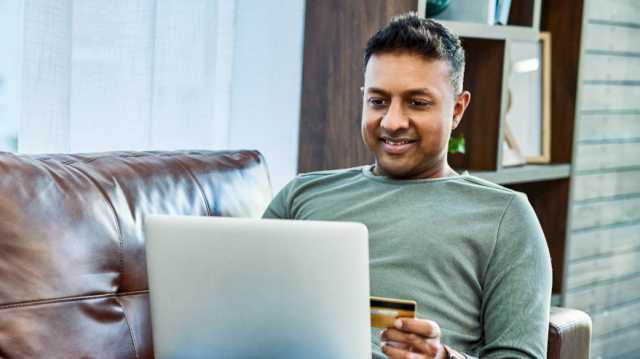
[114,295,140,359]
[0,290,149,310]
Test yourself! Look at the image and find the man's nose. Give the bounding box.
[380,101,409,132]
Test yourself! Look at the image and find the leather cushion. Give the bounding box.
[0,150,271,358]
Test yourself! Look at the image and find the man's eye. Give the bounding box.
[367,98,387,107]
[410,99,431,107]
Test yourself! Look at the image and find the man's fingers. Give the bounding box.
[381,342,426,359]
[382,328,438,356]
[395,318,441,338]
[423,338,442,357]
[382,340,411,350]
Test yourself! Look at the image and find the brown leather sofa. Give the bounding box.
[0,150,591,358]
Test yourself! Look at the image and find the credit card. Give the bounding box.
[370,296,417,329]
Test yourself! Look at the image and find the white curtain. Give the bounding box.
[14,0,305,192]
[0,0,23,152]
[20,0,234,153]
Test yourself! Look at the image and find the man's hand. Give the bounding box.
[380,318,447,359]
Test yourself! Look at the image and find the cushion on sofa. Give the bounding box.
[0,150,271,358]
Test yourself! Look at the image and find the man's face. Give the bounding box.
[361,52,469,179]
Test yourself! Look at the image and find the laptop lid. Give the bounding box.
[144,215,371,359]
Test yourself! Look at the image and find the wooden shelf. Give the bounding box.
[435,20,538,41]
[469,164,571,185]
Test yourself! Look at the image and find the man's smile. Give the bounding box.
[380,136,418,155]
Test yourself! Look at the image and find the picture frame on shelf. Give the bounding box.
[503,32,551,166]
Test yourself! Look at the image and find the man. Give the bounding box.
[264,13,551,359]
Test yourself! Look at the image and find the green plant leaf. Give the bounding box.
[448,134,465,154]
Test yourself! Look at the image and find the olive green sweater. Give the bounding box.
[263,166,551,358]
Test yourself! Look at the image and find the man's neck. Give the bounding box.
[372,162,459,180]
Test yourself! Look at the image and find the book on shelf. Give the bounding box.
[495,0,512,25]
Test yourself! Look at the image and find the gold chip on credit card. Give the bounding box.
[370,296,417,329]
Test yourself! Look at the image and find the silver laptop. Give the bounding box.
[144,215,371,359]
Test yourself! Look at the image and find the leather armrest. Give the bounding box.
[548,306,592,359]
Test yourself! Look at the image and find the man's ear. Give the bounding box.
[452,91,471,130]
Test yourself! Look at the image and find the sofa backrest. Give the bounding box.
[0,150,272,358]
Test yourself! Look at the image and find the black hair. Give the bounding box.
[364,12,465,94]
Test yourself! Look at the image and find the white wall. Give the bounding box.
[229,0,305,192]
[19,0,73,153]
[14,0,305,193]
[0,0,23,152]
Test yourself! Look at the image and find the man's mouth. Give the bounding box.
[381,137,416,145]
[380,137,417,154]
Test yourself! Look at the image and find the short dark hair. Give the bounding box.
[364,12,465,94]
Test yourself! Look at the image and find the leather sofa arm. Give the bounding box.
[547,306,592,359]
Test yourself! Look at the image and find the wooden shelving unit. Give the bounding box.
[434,20,538,41]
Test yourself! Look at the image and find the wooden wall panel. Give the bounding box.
[569,223,640,260]
[568,250,640,289]
[586,0,640,23]
[565,274,640,312]
[571,197,640,231]
[591,300,640,338]
[583,23,640,53]
[581,54,640,82]
[580,84,640,112]
[565,1,640,355]
[575,142,640,171]
[578,114,640,141]
[573,171,640,201]
[298,0,417,173]
[591,326,640,359]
